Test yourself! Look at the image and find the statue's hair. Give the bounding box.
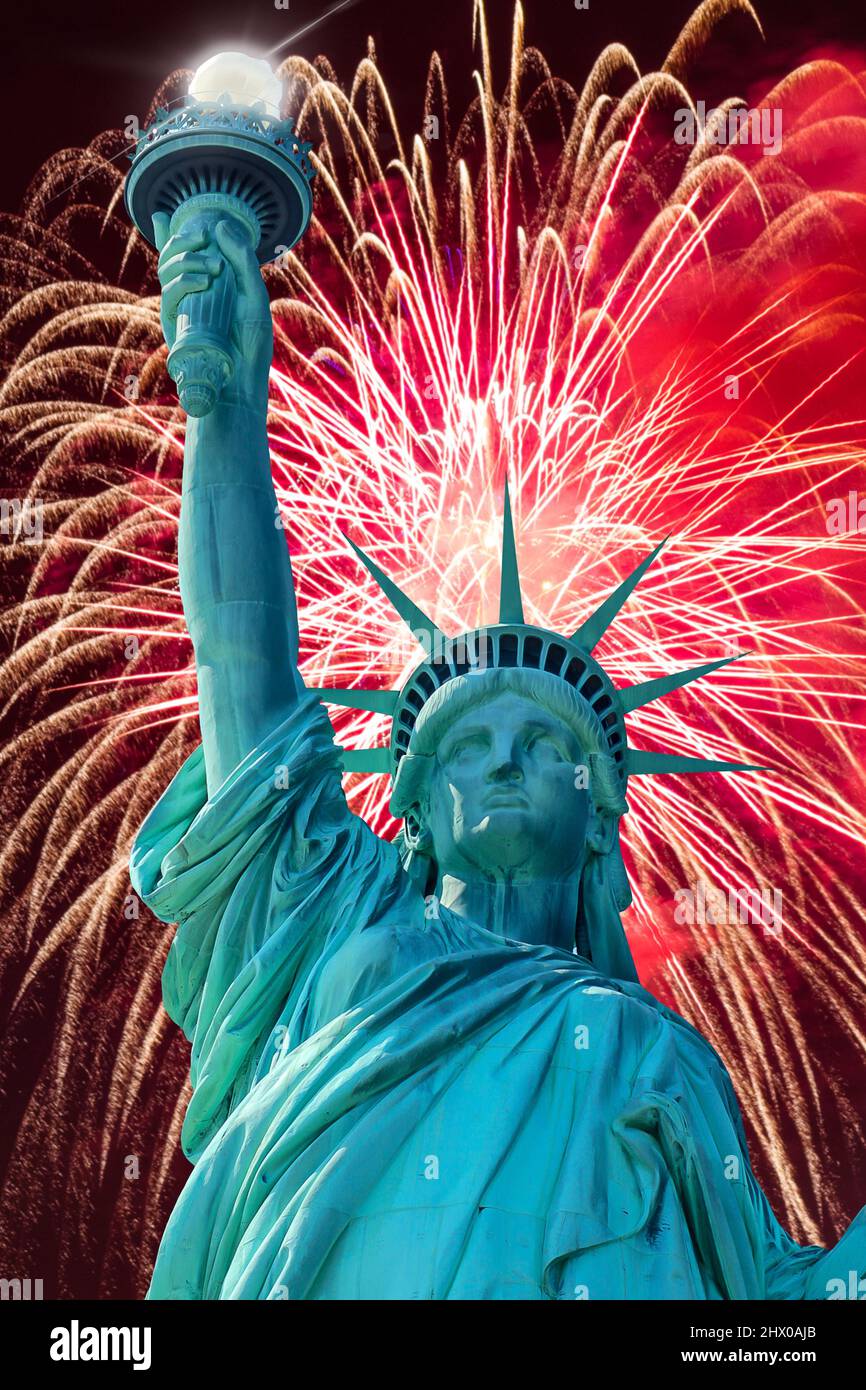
[389,665,628,821]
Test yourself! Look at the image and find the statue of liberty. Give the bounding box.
[130,205,866,1302]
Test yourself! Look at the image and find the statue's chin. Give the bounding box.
[465,807,540,872]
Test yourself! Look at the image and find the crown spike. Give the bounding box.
[312,687,399,715]
[343,532,446,655]
[572,536,670,652]
[627,749,766,776]
[339,747,391,774]
[498,476,525,624]
[618,652,746,714]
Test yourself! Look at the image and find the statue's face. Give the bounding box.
[423,691,591,881]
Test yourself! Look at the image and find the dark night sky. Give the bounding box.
[3,0,866,211]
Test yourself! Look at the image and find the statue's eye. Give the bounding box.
[526,731,565,758]
[449,733,487,759]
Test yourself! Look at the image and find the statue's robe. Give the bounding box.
[131,693,866,1300]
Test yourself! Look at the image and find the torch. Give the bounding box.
[125,52,315,416]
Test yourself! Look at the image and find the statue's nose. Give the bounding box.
[489,757,523,783]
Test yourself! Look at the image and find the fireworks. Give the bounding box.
[1,0,865,1296]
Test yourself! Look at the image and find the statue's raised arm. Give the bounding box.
[131,225,415,1166]
[154,209,303,794]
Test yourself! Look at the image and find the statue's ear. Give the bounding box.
[585,798,618,856]
[584,751,625,857]
[397,809,437,897]
[403,804,433,854]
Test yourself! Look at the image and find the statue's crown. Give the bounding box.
[314,482,761,786]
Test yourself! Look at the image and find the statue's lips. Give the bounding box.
[483,789,529,809]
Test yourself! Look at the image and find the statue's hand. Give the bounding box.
[153,210,274,411]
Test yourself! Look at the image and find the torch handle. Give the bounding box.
[167,208,242,417]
